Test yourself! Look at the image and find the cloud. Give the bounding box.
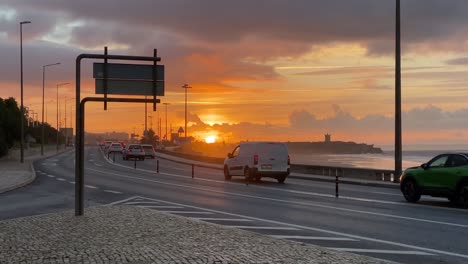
[446,57,468,65]
[5,0,468,56]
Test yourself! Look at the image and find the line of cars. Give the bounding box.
[100,141,156,161]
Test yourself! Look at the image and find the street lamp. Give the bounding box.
[163,103,170,142]
[63,97,74,147]
[20,20,31,163]
[181,84,192,140]
[56,82,69,152]
[41,62,60,155]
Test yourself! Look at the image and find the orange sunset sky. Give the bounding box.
[1,0,468,148]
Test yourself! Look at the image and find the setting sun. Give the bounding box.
[205,135,216,144]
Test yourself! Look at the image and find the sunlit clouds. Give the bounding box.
[2,1,468,146]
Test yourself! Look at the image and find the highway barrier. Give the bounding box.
[155,149,398,183]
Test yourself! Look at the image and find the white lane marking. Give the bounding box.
[133,196,468,260]
[227,226,300,231]
[69,181,75,184]
[94,163,102,167]
[56,178,66,181]
[85,185,98,189]
[123,201,160,205]
[272,235,357,241]
[328,248,435,256]
[88,159,94,162]
[48,159,59,162]
[36,170,42,173]
[103,190,123,194]
[88,168,468,229]
[101,153,449,210]
[107,196,141,206]
[137,205,183,209]
[160,211,214,215]
[47,174,55,178]
[193,218,252,222]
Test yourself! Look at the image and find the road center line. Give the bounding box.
[100,153,461,211]
[192,218,252,222]
[89,168,468,229]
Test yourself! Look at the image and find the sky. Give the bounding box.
[1,0,468,147]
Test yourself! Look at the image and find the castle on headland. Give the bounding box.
[287,133,383,154]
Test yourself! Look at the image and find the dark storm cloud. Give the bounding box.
[4,0,468,55]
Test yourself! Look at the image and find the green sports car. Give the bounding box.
[400,153,468,206]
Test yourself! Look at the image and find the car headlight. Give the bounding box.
[399,174,404,182]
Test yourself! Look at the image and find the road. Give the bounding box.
[1,146,468,264]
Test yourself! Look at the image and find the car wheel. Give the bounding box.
[457,182,468,207]
[224,166,231,181]
[402,179,421,203]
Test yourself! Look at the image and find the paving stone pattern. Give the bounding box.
[0,206,395,264]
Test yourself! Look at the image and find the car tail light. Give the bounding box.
[254,154,258,165]
[288,155,290,165]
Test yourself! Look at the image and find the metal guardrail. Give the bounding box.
[155,150,398,183]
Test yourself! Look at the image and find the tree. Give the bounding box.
[140,128,159,146]
[0,97,23,157]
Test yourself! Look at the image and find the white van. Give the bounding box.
[224,142,290,183]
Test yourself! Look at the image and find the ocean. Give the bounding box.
[289,150,467,170]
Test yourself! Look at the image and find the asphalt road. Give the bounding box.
[1,146,468,264]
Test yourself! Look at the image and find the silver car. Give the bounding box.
[122,144,145,160]
[141,144,156,159]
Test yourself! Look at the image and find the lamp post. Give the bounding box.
[20,20,31,163]
[63,97,74,147]
[163,103,170,142]
[41,62,60,155]
[395,0,402,182]
[56,82,69,152]
[181,84,192,140]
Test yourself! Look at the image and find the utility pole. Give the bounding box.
[56,83,69,152]
[19,21,31,163]
[163,103,170,142]
[41,62,60,155]
[395,0,402,182]
[144,95,148,134]
[182,84,192,139]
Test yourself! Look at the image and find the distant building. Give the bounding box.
[325,133,331,143]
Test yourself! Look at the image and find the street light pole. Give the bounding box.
[395,0,402,181]
[182,84,192,139]
[20,21,31,163]
[41,62,60,155]
[56,82,69,152]
[163,103,170,142]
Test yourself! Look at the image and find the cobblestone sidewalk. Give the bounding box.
[0,206,396,263]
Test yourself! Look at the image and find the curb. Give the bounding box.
[0,149,72,194]
[0,161,36,194]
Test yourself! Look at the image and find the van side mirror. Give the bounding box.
[227,153,233,158]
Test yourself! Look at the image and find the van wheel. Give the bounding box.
[224,166,231,181]
[244,167,252,182]
[277,175,286,184]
